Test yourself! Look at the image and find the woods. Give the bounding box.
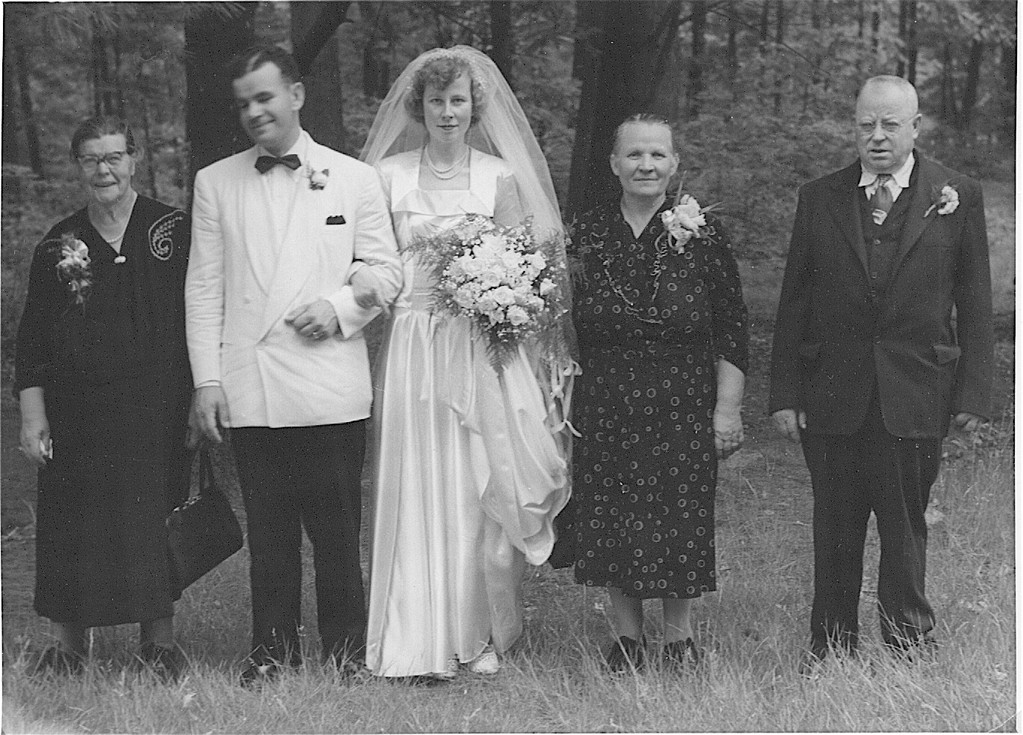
[2,1,1014,189]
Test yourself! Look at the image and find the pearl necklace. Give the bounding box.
[423,146,469,180]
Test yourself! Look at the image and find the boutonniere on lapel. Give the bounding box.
[923,183,959,218]
[658,188,718,255]
[306,164,329,191]
[56,233,92,305]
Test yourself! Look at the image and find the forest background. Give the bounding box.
[0,1,1016,733]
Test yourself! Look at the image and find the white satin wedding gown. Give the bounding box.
[366,149,569,678]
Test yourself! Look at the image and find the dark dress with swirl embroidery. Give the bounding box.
[567,200,748,599]
[15,197,192,626]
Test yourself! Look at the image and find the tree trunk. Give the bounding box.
[905,0,917,84]
[291,2,350,152]
[686,0,707,120]
[361,2,392,99]
[490,1,513,89]
[960,38,983,131]
[113,30,126,120]
[941,42,960,129]
[567,0,681,214]
[726,7,739,100]
[870,5,880,56]
[896,0,907,77]
[773,0,785,114]
[1000,42,1016,141]
[758,0,770,45]
[184,3,257,187]
[2,15,25,168]
[12,40,43,177]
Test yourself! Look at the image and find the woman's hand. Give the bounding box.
[713,405,744,459]
[350,268,390,314]
[18,387,51,467]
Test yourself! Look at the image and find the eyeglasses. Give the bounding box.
[77,151,129,171]
[856,116,916,136]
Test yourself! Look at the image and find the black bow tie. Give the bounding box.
[255,154,301,174]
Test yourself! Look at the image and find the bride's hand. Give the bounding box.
[351,269,389,314]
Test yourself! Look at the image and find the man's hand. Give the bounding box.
[350,268,390,315]
[191,385,230,444]
[20,415,51,467]
[285,299,340,341]
[772,408,806,443]
[951,412,984,433]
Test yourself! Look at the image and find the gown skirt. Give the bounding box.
[367,260,569,678]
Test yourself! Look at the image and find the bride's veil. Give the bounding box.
[359,44,579,440]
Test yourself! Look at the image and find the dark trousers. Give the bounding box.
[801,402,940,653]
[231,422,367,664]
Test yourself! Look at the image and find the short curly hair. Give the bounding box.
[69,116,138,161]
[404,56,485,125]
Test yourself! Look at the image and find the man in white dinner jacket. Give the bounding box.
[185,44,401,686]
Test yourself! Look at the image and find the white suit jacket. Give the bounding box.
[186,133,402,427]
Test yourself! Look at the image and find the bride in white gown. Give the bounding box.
[360,46,575,679]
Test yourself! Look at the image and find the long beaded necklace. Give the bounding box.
[423,145,469,180]
[589,210,671,325]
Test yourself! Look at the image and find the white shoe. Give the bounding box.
[466,645,500,675]
[431,656,459,681]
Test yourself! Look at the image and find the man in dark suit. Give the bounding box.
[769,76,993,668]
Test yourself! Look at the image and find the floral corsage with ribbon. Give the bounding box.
[56,233,92,305]
[659,189,718,254]
[306,165,329,191]
[923,183,959,218]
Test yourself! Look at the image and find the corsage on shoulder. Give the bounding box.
[659,188,718,254]
[56,233,92,305]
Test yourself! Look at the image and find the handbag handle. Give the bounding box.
[179,448,224,502]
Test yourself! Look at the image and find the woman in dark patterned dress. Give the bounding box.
[15,117,192,680]
[566,114,749,673]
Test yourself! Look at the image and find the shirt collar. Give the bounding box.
[858,152,915,189]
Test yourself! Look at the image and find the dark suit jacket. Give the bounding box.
[769,154,993,438]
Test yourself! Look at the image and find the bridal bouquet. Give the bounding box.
[411,214,569,372]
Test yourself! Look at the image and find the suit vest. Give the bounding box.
[857,166,919,292]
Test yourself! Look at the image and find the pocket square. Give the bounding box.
[326,215,347,225]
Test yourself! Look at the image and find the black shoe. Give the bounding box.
[138,643,184,682]
[326,651,369,681]
[886,633,938,662]
[798,647,827,678]
[603,635,646,673]
[239,658,285,688]
[29,647,84,677]
[661,638,701,673]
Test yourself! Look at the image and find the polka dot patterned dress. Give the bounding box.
[566,199,749,599]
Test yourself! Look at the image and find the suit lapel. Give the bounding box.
[826,162,869,276]
[891,156,941,275]
[259,138,330,338]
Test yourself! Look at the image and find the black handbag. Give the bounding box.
[167,449,243,591]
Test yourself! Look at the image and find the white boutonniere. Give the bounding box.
[307,165,329,191]
[659,190,717,254]
[56,233,92,305]
[923,184,959,218]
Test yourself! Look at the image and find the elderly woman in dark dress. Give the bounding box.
[15,117,192,679]
[565,114,749,673]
